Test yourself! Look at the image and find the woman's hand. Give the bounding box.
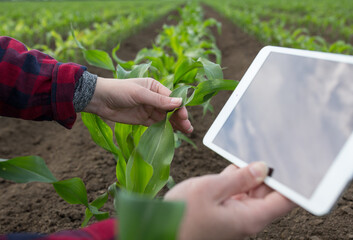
[84,77,193,134]
[165,162,296,240]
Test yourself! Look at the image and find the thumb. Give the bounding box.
[137,88,182,110]
[212,162,269,201]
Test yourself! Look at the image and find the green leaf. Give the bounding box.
[87,205,109,219]
[170,85,195,107]
[203,18,222,34]
[146,57,165,75]
[125,148,154,194]
[141,119,175,196]
[112,44,135,69]
[117,65,131,79]
[132,125,147,147]
[112,43,121,63]
[135,48,163,64]
[83,49,115,71]
[202,99,214,116]
[174,58,202,84]
[53,178,88,206]
[175,131,197,149]
[126,119,175,196]
[166,175,176,189]
[188,79,238,106]
[0,156,57,183]
[70,25,86,50]
[198,57,223,80]
[116,150,127,187]
[115,123,133,160]
[130,62,152,78]
[82,192,109,227]
[118,191,185,240]
[108,182,120,211]
[82,113,120,157]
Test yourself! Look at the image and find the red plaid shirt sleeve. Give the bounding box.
[0,36,87,129]
[0,218,116,240]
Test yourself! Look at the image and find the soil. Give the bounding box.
[1,6,353,240]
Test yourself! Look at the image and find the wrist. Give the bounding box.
[73,71,98,112]
[83,76,104,114]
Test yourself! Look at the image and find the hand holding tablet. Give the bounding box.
[204,46,353,215]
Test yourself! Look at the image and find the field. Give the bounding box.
[1,0,353,239]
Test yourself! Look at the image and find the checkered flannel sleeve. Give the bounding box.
[0,36,87,129]
[0,219,116,240]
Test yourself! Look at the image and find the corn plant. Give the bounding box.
[0,156,109,221]
[74,1,237,223]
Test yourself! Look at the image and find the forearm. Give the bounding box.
[0,36,86,129]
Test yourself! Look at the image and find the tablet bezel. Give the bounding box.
[203,46,353,216]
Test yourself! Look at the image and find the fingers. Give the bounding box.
[255,192,297,224]
[144,77,173,97]
[170,107,193,134]
[212,163,269,202]
[135,87,182,111]
[126,78,195,131]
[248,184,273,198]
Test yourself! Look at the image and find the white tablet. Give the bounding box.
[203,46,353,216]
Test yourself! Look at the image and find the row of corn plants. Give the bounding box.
[0,1,181,61]
[204,0,353,55]
[0,3,237,239]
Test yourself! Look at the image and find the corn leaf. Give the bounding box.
[174,58,202,84]
[112,43,135,69]
[187,79,239,106]
[125,147,154,194]
[130,62,152,78]
[170,85,195,107]
[142,119,175,196]
[83,49,115,71]
[115,123,133,160]
[198,57,223,80]
[175,131,197,149]
[132,125,147,146]
[116,149,127,187]
[53,178,88,206]
[117,65,131,79]
[0,156,57,183]
[82,192,109,227]
[81,113,120,157]
[125,119,174,196]
[135,48,163,64]
[118,191,185,240]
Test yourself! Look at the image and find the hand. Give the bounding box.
[165,162,296,240]
[84,77,193,134]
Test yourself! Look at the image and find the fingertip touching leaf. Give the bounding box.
[187,79,238,106]
[170,85,195,107]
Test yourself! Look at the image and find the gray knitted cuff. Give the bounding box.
[73,71,97,112]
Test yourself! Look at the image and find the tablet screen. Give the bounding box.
[212,52,353,198]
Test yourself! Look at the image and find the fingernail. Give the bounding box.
[249,162,268,182]
[187,125,193,133]
[171,97,182,105]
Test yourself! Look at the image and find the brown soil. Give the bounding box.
[1,6,353,240]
